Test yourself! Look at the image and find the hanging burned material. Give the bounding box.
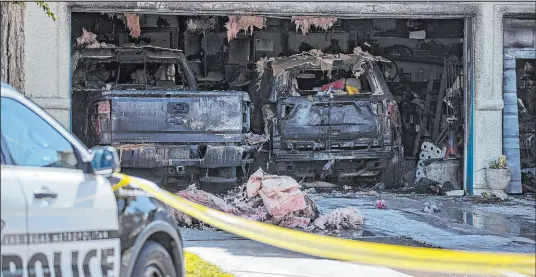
[292,16,338,35]
[186,17,217,34]
[225,15,266,41]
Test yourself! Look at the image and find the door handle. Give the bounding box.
[34,189,57,199]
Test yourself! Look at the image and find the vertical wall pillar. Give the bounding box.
[24,2,71,128]
[471,3,505,195]
[503,18,536,194]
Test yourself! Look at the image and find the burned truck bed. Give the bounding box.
[72,46,254,190]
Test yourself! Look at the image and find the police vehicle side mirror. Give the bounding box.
[89,146,121,175]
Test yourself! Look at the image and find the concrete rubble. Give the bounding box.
[170,169,365,231]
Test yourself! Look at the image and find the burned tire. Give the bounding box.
[132,241,179,277]
[378,147,404,188]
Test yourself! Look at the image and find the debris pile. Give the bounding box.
[312,207,363,230]
[246,169,310,222]
[171,169,364,231]
[177,185,238,214]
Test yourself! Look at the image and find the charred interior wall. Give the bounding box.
[22,1,535,195]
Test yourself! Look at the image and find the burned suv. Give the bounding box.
[254,49,402,184]
[72,46,255,190]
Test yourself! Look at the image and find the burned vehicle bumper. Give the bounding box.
[271,147,394,181]
[118,144,257,184]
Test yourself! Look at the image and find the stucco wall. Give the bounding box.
[24,2,71,128]
[23,1,535,194]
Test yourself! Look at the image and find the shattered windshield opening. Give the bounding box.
[292,68,373,96]
[72,46,194,91]
[258,47,389,100]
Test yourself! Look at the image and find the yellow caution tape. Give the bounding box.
[111,174,132,191]
[112,173,536,276]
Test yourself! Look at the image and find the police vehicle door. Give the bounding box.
[0,97,121,277]
[1,139,29,277]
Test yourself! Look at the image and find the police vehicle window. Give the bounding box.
[1,136,4,164]
[0,97,79,169]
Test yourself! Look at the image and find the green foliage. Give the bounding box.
[35,2,57,21]
[489,155,508,169]
[13,2,57,21]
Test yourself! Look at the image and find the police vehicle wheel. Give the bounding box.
[132,241,178,277]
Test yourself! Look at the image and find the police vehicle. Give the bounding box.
[1,82,184,277]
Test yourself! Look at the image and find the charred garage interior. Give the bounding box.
[70,12,471,193]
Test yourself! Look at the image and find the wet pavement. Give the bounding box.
[310,192,536,253]
[181,193,535,276]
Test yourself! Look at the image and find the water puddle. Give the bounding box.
[453,210,535,239]
[461,210,515,234]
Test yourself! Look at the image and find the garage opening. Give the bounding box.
[70,12,469,193]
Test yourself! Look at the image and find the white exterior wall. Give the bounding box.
[24,2,71,128]
[22,1,534,194]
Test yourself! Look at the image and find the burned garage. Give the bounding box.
[1,2,511,197]
[69,11,470,193]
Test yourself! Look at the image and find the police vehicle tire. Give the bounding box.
[132,241,178,277]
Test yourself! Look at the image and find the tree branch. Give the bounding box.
[13,1,57,21]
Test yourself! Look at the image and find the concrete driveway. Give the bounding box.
[181,193,536,277]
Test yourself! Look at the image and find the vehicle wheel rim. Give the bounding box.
[144,264,164,277]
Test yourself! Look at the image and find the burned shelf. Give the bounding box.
[77,45,185,64]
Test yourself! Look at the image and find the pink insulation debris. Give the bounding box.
[225,15,266,41]
[125,13,141,38]
[177,184,238,214]
[375,200,388,209]
[313,207,363,230]
[246,169,306,219]
[292,16,338,35]
[76,28,97,47]
[76,28,113,49]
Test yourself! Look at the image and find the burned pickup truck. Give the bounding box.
[72,46,255,190]
[254,48,403,184]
